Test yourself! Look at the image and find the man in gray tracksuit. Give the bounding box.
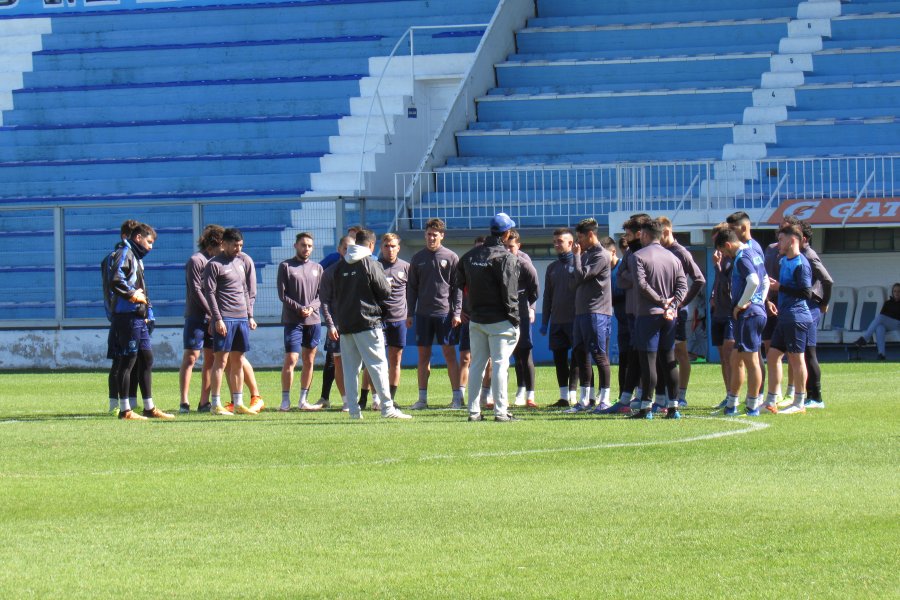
[329,229,412,420]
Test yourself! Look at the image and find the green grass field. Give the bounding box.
[1,363,898,599]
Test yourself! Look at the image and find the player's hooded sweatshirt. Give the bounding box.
[331,244,391,334]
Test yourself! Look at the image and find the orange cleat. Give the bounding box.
[249,396,265,413]
[118,409,148,421]
[142,407,175,420]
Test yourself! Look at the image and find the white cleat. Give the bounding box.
[382,408,412,419]
[410,400,429,410]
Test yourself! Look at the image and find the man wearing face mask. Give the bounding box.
[107,222,173,421]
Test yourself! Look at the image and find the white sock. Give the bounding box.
[108,398,118,411]
[746,396,760,411]
[458,386,466,401]
[678,388,687,402]
[634,387,643,401]
[211,395,221,408]
[128,396,138,410]
[786,385,795,398]
[599,388,610,406]
[527,390,535,401]
[143,397,154,411]
[794,392,806,407]
[452,389,463,402]
[119,398,130,412]
[726,394,739,408]
[233,392,243,407]
[579,386,591,405]
[341,395,347,406]
[619,391,633,405]
[282,391,290,404]
[418,389,427,402]
[590,387,598,401]
[299,389,309,404]
[765,392,778,405]
[515,387,526,401]
[567,389,576,404]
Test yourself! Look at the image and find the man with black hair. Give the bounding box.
[203,227,258,416]
[630,219,687,419]
[330,229,412,420]
[609,213,652,413]
[764,224,814,415]
[178,224,224,413]
[278,232,324,412]
[565,218,614,414]
[714,227,769,416]
[798,220,833,409]
[709,222,736,404]
[102,218,139,415]
[504,230,539,408]
[540,228,578,408]
[456,213,521,422]
[107,223,173,421]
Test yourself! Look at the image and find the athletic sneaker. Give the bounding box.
[526,400,539,409]
[349,412,363,420]
[234,404,258,415]
[197,403,211,413]
[763,402,778,415]
[711,399,728,414]
[494,412,520,422]
[382,408,412,419]
[651,403,667,414]
[143,407,175,420]
[484,401,495,410]
[450,399,464,410]
[118,409,148,421]
[249,396,265,413]
[804,399,825,409]
[779,404,806,415]
[410,400,429,410]
[279,400,291,412]
[723,406,740,417]
[564,403,588,414]
[853,336,867,347]
[109,407,120,417]
[224,403,234,412]
[664,408,681,419]
[211,405,233,416]
[178,403,191,414]
[627,409,652,420]
[596,402,631,415]
[468,413,485,422]
[514,397,526,407]
[776,396,793,408]
[341,401,350,412]
[548,399,570,408]
[677,399,688,408]
[298,401,322,412]
[315,398,331,409]
[745,408,761,417]
[372,399,381,411]
[589,402,613,415]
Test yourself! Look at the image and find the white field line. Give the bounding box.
[0,416,768,479]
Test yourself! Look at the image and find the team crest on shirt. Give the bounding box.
[567,266,574,273]
[440,259,448,268]
[397,271,406,280]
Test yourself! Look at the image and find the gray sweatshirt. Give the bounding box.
[203,254,251,321]
[633,242,688,317]
[407,246,461,318]
[665,241,706,308]
[571,244,613,316]
[184,250,213,319]
[277,256,323,325]
[379,257,410,322]
[542,253,576,327]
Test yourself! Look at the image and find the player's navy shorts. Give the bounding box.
[674,307,689,342]
[634,314,677,353]
[762,312,778,341]
[733,311,766,353]
[572,313,611,357]
[770,320,811,354]
[111,314,152,356]
[710,316,735,347]
[383,320,408,349]
[414,314,459,346]
[183,316,213,351]
[806,307,821,347]
[283,323,321,353]
[213,318,250,353]
[548,322,574,351]
[458,321,470,352]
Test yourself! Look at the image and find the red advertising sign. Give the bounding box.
[767,198,900,225]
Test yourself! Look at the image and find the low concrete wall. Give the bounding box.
[0,325,285,370]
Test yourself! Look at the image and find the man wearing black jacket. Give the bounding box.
[456,213,521,422]
[330,229,412,420]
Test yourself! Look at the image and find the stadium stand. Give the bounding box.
[0,0,496,320]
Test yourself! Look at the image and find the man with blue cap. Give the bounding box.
[456,213,521,421]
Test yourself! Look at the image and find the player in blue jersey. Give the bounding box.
[714,228,770,416]
[764,224,814,415]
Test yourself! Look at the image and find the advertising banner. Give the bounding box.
[767,198,900,225]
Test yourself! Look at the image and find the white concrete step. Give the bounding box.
[701,178,748,198]
[797,0,841,19]
[743,105,788,125]
[359,75,414,97]
[310,171,364,193]
[0,54,34,74]
[753,87,797,108]
[761,70,805,89]
[369,53,474,78]
[0,73,23,89]
[0,17,52,35]
[349,94,408,116]
[320,152,377,173]
[0,35,44,54]
[714,160,759,180]
[734,123,777,144]
[788,18,832,38]
[328,134,388,154]
[338,115,396,136]
[723,143,768,161]
[771,53,813,73]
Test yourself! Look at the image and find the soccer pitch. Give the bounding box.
[1,363,897,599]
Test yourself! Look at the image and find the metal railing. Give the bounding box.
[358,23,488,193]
[395,155,900,230]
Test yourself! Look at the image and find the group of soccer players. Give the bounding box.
[102,209,831,421]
